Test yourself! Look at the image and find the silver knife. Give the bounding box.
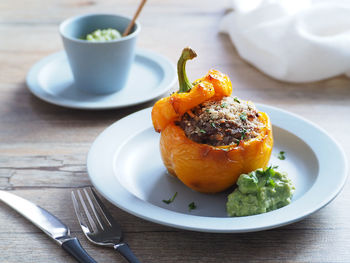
[0,190,97,263]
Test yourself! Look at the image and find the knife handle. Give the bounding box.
[62,237,97,263]
[114,242,141,263]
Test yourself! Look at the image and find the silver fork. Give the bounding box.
[71,187,141,263]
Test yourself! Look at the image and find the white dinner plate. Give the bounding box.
[26,49,176,110]
[87,105,348,233]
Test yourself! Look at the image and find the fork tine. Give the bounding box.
[72,187,131,256]
[71,190,93,233]
[85,187,118,228]
[82,188,108,230]
[75,189,99,233]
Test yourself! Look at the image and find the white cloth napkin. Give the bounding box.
[220,0,350,83]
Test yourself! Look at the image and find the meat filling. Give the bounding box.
[177,96,263,146]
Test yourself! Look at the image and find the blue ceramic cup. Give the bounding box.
[59,14,140,94]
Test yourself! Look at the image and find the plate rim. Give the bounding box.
[87,104,348,233]
[26,49,177,110]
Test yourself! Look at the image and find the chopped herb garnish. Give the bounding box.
[234,97,240,103]
[264,166,276,186]
[199,129,206,134]
[278,151,286,160]
[267,178,275,187]
[236,129,247,146]
[211,122,216,128]
[220,103,227,108]
[239,112,247,121]
[162,192,178,204]
[266,165,275,174]
[188,202,197,211]
[272,165,279,169]
[205,109,210,113]
[240,128,247,140]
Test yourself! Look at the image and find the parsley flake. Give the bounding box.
[278,151,286,160]
[267,178,275,187]
[264,166,276,186]
[239,112,247,121]
[234,97,241,103]
[220,103,227,108]
[199,129,206,134]
[211,122,216,128]
[188,202,197,211]
[240,128,247,140]
[162,192,178,204]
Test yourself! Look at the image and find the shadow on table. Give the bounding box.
[12,81,158,124]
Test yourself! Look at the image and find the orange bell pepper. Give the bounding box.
[151,81,215,132]
[151,47,273,193]
[151,48,232,132]
[160,112,273,193]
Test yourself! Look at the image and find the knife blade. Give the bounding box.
[0,190,97,263]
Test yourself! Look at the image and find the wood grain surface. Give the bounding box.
[1,0,350,262]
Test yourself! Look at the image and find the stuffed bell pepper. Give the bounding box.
[152,47,273,193]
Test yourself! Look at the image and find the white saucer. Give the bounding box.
[26,49,176,110]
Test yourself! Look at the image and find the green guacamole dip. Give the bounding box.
[85,28,122,42]
[226,167,294,217]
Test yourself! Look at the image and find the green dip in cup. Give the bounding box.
[85,28,122,42]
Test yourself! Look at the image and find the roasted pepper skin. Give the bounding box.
[152,48,232,133]
[201,69,232,99]
[159,112,273,193]
[151,81,215,133]
[152,47,273,193]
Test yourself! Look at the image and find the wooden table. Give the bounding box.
[1,0,349,262]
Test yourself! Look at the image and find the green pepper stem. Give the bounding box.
[177,47,197,93]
